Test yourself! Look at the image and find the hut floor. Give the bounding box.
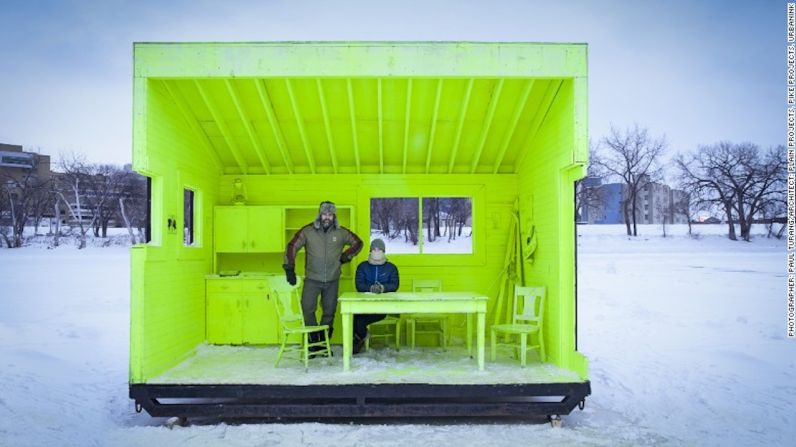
[147,343,582,385]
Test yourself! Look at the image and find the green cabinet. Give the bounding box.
[206,278,279,344]
[214,206,283,253]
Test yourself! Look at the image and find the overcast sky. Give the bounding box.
[0,0,783,170]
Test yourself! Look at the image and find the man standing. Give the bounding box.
[283,201,363,350]
[353,238,400,354]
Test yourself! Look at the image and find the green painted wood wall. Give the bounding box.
[130,79,221,382]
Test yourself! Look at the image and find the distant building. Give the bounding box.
[0,143,52,184]
[580,181,623,224]
[0,143,89,226]
[578,174,689,225]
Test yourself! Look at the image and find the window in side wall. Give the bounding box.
[145,176,151,243]
[183,188,195,246]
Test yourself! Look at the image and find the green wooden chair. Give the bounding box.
[404,279,448,349]
[271,277,332,370]
[490,286,546,367]
[364,315,401,351]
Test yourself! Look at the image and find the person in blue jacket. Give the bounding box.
[353,238,400,354]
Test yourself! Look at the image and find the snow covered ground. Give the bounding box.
[0,224,793,446]
[370,226,473,254]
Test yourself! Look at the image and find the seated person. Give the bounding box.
[353,238,399,354]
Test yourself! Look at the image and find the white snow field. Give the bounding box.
[0,224,793,446]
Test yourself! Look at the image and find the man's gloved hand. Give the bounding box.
[283,264,297,286]
[339,253,352,264]
[369,283,384,294]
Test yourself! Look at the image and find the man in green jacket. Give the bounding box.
[283,201,363,349]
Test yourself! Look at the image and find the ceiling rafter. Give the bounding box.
[160,80,223,172]
[193,80,248,174]
[425,79,444,174]
[402,79,413,174]
[225,79,271,175]
[492,80,534,174]
[513,80,564,174]
[285,79,316,174]
[315,79,338,174]
[470,79,505,174]
[448,79,475,174]
[254,80,293,174]
[346,79,361,174]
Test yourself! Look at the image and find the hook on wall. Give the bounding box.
[167,216,178,233]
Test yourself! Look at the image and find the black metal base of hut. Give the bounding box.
[130,381,591,420]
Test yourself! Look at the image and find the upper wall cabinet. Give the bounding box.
[214,206,284,253]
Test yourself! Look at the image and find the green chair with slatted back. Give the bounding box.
[490,286,546,367]
[404,279,448,349]
[271,276,332,371]
[364,315,401,351]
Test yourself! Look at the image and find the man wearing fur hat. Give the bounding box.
[283,201,363,351]
[352,238,400,354]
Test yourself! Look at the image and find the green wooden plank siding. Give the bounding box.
[130,80,221,383]
[516,80,587,378]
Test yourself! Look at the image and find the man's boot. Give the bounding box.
[307,332,321,358]
[309,331,331,358]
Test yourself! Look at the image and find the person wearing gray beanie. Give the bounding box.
[352,238,400,354]
[283,200,363,355]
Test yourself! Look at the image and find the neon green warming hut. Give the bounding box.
[129,42,590,422]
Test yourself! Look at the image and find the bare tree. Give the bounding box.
[56,153,94,249]
[399,199,418,245]
[83,164,125,238]
[369,198,419,246]
[656,190,672,238]
[117,170,148,244]
[447,198,471,240]
[671,190,696,237]
[593,125,666,236]
[0,169,51,248]
[760,193,787,239]
[740,145,786,240]
[424,198,441,243]
[575,179,606,223]
[675,142,785,241]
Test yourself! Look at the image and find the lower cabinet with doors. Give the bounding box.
[206,277,279,344]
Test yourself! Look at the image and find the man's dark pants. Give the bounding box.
[301,278,339,341]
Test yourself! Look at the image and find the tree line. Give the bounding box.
[579,125,786,241]
[0,153,148,249]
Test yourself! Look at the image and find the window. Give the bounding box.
[144,176,151,243]
[0,151,35,168]
[370,197,473,255]
[370,198,419,254]
[183,188,195,246]
[422,198,472,254]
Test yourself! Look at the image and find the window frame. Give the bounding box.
[183,187,196,246]
[358,184,485,267]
